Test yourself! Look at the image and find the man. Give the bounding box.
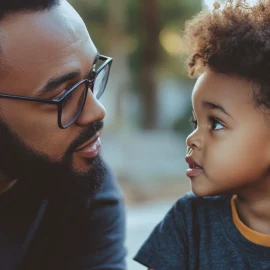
[0,1,126,269]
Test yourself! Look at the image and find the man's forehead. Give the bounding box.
[0,1,97,95]
[1,0,82,31]
[0,1,88,60]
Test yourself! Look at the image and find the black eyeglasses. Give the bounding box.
[0,54,113,129]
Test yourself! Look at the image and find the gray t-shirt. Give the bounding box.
[134,192,270,270]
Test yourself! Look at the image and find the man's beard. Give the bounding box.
[0,119,106,203]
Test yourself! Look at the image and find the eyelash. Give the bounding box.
[189,116,197,129]
[189,116,224,131]
[52,69,96,101]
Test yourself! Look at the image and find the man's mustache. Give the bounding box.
[67,121,104,154]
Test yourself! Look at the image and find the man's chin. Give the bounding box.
[72,150,101,169]
[68,154,106,200]
[72,159,96,173]
[15,154,107,205]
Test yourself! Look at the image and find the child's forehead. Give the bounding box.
[191,69,253,110]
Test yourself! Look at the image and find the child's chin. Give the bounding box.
[191,185,226,197]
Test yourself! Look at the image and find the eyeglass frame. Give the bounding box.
[0,54,113,129]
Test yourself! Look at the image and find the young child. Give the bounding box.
[134,1,270,269]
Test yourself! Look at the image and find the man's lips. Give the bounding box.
[75,131,102,159]
[75,131,101,151]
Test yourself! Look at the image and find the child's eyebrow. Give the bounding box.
[202,101,232,118]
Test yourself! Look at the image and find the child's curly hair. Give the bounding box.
[184,0,270,110]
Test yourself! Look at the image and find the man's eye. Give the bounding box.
[50,90,67,100]
[62,92,73,107]
[209,117,224,130]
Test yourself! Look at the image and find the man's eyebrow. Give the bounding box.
[36,53,100,98]
[36,71,81,98]
[202,101,232,118]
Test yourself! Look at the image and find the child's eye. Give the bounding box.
[189,116,197,129]
[189,115,224,131]
[209,117,224,130]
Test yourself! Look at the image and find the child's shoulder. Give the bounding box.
[171,192,231,223]
[134,192,233,269]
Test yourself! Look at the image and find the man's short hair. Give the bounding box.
[0,0,61,20]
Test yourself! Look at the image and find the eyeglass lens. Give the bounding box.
[60,62,110,128]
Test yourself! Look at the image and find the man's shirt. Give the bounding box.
[0,164,126,270]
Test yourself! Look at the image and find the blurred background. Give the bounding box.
[69,0,214,269]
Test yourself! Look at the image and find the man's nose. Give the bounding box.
[76,89,106,126]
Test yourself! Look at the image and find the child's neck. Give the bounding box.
[236,185,270,235]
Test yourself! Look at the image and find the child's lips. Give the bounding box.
[186,167,204,177]
[185,156,203,168]
[185,156,204,177]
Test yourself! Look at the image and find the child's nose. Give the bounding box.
[186,129,203,151]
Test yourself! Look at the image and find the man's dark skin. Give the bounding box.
[0,1,126,269]
[0,2,104,187]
